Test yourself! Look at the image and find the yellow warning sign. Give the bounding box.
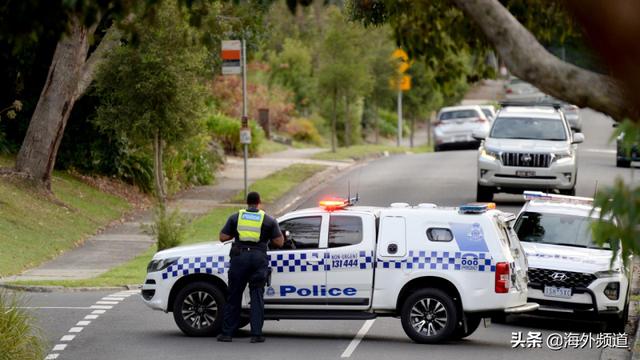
[390,75,411,91]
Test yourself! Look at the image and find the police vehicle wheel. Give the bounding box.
[238,317,251,329]
[401,288,458,344]
[605,302,629,333]
[476,184,493,202]
[173,282,225,337]
[452,315,481,340]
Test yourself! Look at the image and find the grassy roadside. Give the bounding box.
[0,156,131,277]
[257,139,288,155]
[10,163,328,288]
[311,144,432,161]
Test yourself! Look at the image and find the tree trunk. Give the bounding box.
[153,131,167,206]
[331,89,337,153]
[374,104,379,145]
[15,15,90,188]
[14,16,118,189]
[345,95,351,148]
[450,0,632,121]
[410,116,415,148]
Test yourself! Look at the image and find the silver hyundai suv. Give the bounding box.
[474,104,584,202]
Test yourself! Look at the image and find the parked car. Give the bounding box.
[434,105,490,151]
[504,77,544,101]
[560,104,582,132]
[480,105,497,122]
[614,123,639,168]
[474,103,584,201]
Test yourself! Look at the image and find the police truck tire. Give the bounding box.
[400,288,459,344]
[452,315,481,340]
[173,281,225,337]
[238,316,251,329]
[476,184,494,202]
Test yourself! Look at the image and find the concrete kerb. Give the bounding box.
[0,283,141,293]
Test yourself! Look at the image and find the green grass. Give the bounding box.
[11,163,327,288]
[0,167,131,278]
[257,139,288,155]
[312,144,432,161]
[231,163,327,203]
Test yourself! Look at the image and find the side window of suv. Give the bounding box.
[329,216,363,248]
[277,216,322,250]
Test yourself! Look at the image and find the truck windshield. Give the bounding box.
[490,117,566,141]
[514,211,609,249]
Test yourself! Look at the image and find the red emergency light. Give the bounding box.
[319,197,349,211]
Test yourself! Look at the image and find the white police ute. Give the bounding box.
[514,191,631,332]
[142,198,537,343]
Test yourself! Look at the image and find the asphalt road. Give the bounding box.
[21,109,638,360]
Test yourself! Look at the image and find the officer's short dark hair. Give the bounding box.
[247,192,261,206]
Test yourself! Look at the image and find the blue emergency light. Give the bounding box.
[459,202,496,214]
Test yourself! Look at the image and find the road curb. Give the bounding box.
[0,283,141,293]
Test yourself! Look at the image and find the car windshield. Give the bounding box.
[514,211,610,249]
[490,117,566,140]
[481,109,493,118]
[439,110,478,121]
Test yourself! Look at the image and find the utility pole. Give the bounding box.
[241,38,248,199]
[397,89,403,147]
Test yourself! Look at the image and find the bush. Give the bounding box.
[206,113,264,156]
[0,290,46,360]
[378,109,410,138]
[286,118,324,145]
[150,205,187,251]
[164,134,222,194]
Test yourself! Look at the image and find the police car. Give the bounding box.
[514,191,630,332]
[142,198,537,343]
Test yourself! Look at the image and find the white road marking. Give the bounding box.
[92,309,107,314]
[102,297,125,301]
[85,314,99,320]
[341,319,375,358]
[45,354,59,359]
[76,320,91,326]
[68,327,84,333]
[96,301,119,305]
[90,305,113,309]
[60,335,75,342]
[52,344,67,351]
[582,148,617,154]
[16,306,93,309]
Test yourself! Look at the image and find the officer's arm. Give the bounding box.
[219,215,236,242]
[219,232,233,242]
[270,234,284,248]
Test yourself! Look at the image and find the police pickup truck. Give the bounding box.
[142,199,537,343]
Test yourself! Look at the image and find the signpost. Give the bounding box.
[390,49,411,147]
[222,39,249,198]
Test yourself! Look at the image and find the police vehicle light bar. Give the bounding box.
[523,191,593,205]
[319,197,349,211]
[459,202,496,214]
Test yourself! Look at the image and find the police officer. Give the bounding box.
[217,192,283,343]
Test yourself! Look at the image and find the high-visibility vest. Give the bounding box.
[237,209,265,242]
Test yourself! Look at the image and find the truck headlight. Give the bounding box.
[147,257,180,273]
[595,268,622,278]
[604,282,620,300]
[480,148,499,160]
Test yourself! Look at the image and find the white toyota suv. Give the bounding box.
[474,104,584,202]
[514,191,630,332]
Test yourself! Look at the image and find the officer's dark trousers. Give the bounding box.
[222,249,269,337]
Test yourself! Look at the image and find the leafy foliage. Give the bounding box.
[150,205,187,251]
[286,118,324,145]
[268,38,314,111]
[206,113,265,156]
[0,291,45,360]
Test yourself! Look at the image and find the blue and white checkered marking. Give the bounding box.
[269,252,326,273]
[378,251,496,272]
[162,256,229,280]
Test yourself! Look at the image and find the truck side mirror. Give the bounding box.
[572,132,585,144]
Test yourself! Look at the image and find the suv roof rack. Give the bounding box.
[499,100,563,110]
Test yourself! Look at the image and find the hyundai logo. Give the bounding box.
[551,272,568,281]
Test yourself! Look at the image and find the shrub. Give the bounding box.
[378,109,410,138]
[164,134,222,194]
[0,290,46,360]
[150,205,187,251]
[286,118,324,145]
[206,113,264,156]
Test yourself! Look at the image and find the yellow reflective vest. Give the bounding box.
[237,209,265,242]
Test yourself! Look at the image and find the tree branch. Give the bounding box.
[76,25,122,97]
[449,0,634,122]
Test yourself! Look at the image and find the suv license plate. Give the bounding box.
[543,286,572,299]
[516,170,536,177]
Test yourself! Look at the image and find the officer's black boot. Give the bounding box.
[250,336,265,343]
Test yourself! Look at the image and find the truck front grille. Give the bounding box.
[501,152,551,167]
[528,268,597,288]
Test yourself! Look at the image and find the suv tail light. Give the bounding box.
[495,262,510,293]
[474,117,487,123]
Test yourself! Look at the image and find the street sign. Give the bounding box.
[221,40,242,75]
[390,48,411,91]
[389,75,411,91]
[240,127,252,144]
